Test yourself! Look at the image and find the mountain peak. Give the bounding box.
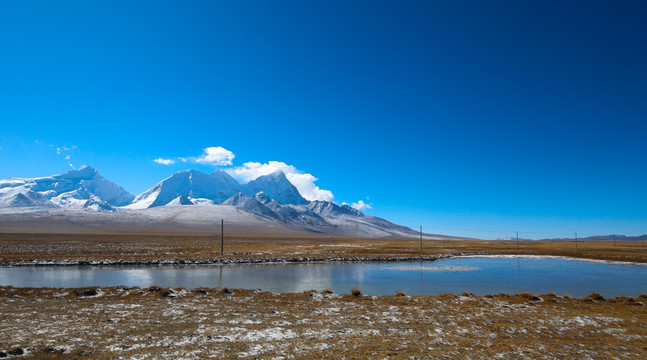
[173,169,202,176]
[243,172,307,205]
[267,170,286,178]
[211,169,230,175]
[307,200,364,217]
[128,168,241,209]
[64,165,98,179]
[0,165,133,209]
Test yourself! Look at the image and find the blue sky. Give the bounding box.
[1,1,646,239]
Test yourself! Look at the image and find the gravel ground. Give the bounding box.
[1,286,646,359]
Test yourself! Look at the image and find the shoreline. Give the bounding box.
[1,284,646,301]
[4,251,647,267]
[1,253,469,267]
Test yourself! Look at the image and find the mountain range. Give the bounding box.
[0,166,133,211]
[0,166,435,238]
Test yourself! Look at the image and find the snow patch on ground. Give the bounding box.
[242,328,297,342]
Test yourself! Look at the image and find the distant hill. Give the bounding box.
[541,235,647,242]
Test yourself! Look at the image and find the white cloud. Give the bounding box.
[288,172,334,202]
[56,147,62,155]
[351,200,372,211]
[154,158,175,165]
[65,155,70,160]
[68,163,75,169]
[194,146,235,166]
[227,161,334,202]
[228,161,296,182]
[152,146,232,166]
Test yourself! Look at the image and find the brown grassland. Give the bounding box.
[1,232,646,358]
[1,232,646,265]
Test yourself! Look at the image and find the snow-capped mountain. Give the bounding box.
[126,169,241,209]
[0,166,433,238]
[0,166,133,211]
[128,169,307,209]
[241,171,308,205]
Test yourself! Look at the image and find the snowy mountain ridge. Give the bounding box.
[0,166,134,212]
[0,167,424,238]
[126,169,307,209]
[125,169,242,209]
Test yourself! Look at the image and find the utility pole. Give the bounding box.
[575,232,578,251]
[221,219,224,255]
[516,231,519,250]
[613,234,616,248]
[419,225,422,252]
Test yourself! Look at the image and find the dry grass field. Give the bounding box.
[1,286,646,359]
[1,232,646,265]
[1,232,646,358]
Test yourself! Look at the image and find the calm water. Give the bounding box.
[1,256,646,297]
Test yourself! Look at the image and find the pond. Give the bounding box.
[1,256,646,297]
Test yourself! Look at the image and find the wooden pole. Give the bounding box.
[221,219,224,255]
[516,231,519,250]
[575,232,578,251]
[613,234,616,247]
[419,225,422,252]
